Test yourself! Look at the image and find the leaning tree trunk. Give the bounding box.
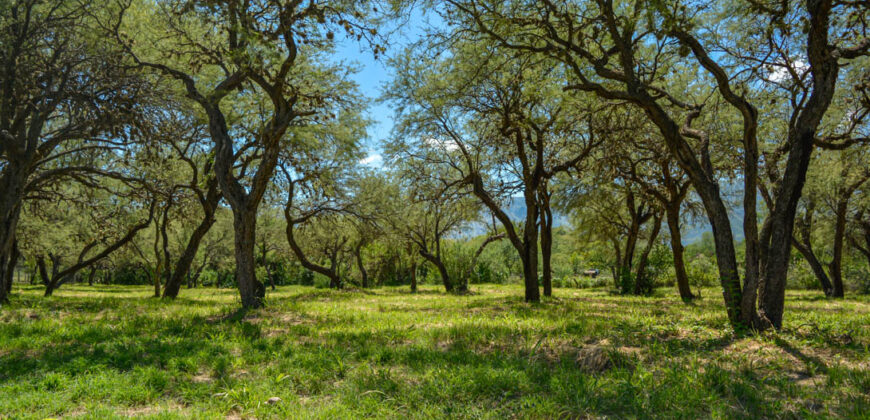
[162,202,217,298]
[355,243,369,288]
[791,200,834,296]
[420,250,452,293]
[791,239,834,296]
[233,210,265,308]
[665,205,693,301]
[634,214,662,295]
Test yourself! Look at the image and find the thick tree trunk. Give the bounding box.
[521,193,540,303]
[665,205,693,301]
[693,179,744,328]
[0,187,23,303]
[3,240,19,295]
[756,0,841,330]
[233,211,265,308]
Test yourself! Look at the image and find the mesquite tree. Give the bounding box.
[0,0,147,302]
[117,0,388,307]
[386,39,601,302]
[444,0,869,330]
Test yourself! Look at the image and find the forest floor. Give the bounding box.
[0,284,868,419]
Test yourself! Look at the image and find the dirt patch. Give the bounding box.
[575,342,639,374]
[191,370,213,383]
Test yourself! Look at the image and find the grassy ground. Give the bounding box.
[0,284,868,419]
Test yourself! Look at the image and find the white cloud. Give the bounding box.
[360,153,382,166]
[424,137,459,152]
[769,60,808,83]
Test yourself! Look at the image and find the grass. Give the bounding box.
[0,284,868,419]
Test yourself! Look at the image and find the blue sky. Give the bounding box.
[331,9,440,169]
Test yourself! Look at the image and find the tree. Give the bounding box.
[793,149,870,297]
[117,0,387,307]
[443,0,870,329]
[386,38,600,301]
[1,0,148,302]
[17,182,155,296]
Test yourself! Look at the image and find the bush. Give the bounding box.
[687,254,718,288]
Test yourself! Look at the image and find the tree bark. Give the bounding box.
[233,210,265,308]
[162,184,220,298]
[420,249,452,292]
[521,190,540,302]
[3,239,20,295]
[829,188,859,297]
[539,186,554,297]
[0,174,24,303]
[665,204,693,301]
[355,242,369,288]
[285,215,342,290]
[410,261,417,293]
[791,200,834,296]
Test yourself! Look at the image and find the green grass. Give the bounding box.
[1,284,868,419]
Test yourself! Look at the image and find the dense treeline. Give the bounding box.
[1,0,868,333]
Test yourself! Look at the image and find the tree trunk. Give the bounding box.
[539,197,553,297]
[163,206,217,298]
[665,205,693,301]
[0,190,23,303]
[634,213,662,295]
[355,243,369,288]
[3,240,18,295]
[755,0,842,330]
[233,211,265,308]
[410,261,417,293]
[521,192,540,303]
[829,197,849,298]
[420,249,452,292]
[87,267,96,286]
[791,200,834,296]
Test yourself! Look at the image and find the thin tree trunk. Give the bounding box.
[634,213,662,295]
[163,205,217,298]
[665,205,693,301]
[355,243,368,288]
[420,249,451,292]
[410,261,417,293]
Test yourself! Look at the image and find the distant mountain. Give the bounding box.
[461,194,747,246]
